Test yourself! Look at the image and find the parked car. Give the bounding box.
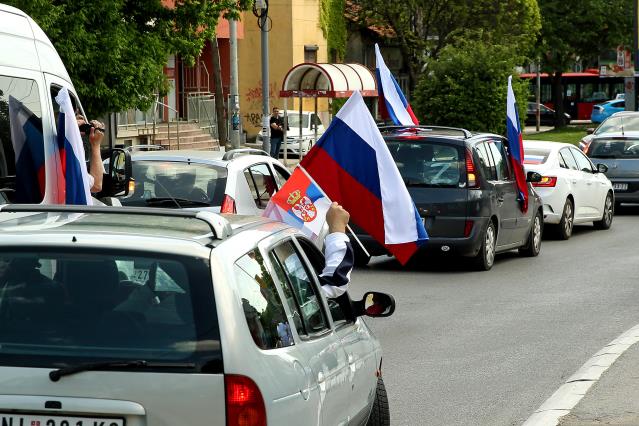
[579,111,639,152]
[119,148,291,216]
[253,111,325,157]
[591,99,625,123]
[523,140,614,239]
[352,126,544,271]
[525,102,571,126]
[586,134,639,208]
[0,3,129,203]
[0,204,394,426]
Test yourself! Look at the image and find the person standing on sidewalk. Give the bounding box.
[269,107,284,158]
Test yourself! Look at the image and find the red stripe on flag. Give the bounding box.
[271,168,310,212]
[304,148,419,264]
[406,105,420,125]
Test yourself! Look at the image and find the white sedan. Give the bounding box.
[523,140,614,239]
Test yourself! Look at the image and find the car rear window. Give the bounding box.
[0,249,221,372]
[596,115,639,134]
[122,160,228,208]
[524,148,551,165]
[386,139,464,188]
[588,139,639,159]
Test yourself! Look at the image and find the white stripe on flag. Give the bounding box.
[375,44,414,126]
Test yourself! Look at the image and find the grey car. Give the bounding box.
[0,204,394,426]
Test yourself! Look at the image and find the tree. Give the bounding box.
[536,0,632,127]
[352,0,540,91]
[7,0,250,118]
[412,40,529,134]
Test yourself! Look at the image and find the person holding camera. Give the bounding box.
[76,114,105,194]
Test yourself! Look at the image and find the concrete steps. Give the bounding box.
[140,122,220,151]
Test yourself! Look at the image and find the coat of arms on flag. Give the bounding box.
[263,167,331,240]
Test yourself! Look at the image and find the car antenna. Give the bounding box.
[153,178,182,208]
[621,115,625,137]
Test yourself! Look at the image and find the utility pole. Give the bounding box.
[229,19,240,148]
[536,59,541,131]
[254,0,270,153]
[626,0,638,111]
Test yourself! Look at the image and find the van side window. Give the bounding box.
[475,142,497,181]
[0,75,44,203]
[234,249,294,350]
[487,141,510,181]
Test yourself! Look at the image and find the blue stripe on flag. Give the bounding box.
[413,204,428,243]
[314,118,382,199]
[306,181,324,202]
[390,73,409,108]
[64,137,88,205]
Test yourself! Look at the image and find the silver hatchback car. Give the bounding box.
[0,205,394,426]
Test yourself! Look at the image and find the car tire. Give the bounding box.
[472,221,496,271]
[353,244,371,267]
[554,198,574,240]
[366,377,390,426]
[519,210,543,257]
[594,192,614,230]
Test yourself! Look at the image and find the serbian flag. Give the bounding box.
[506,75,528,213]
[55,87,93,205]
[375,44,419,126]
[263,167,332,240]
[300,91,428,264]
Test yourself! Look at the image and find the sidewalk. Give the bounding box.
[558,342,639,425]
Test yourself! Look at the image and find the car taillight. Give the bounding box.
[464,220,474,237]
[533,176,557,187]
[225,375,266,426]
[465,149,478,188]
[221,195,236,214]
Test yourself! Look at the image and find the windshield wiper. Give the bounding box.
[145,197,211,207]
[49,360,196,382]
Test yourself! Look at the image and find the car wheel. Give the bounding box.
[366,377,390,426]
[594,192,614,230]
[472,221,496,271]
[519,210,542,257]
[555,198,574,240]
[353,244,371,267]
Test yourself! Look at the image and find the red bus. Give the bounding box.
[520,70,629,121]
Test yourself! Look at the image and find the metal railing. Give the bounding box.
[154,100,180,149]
[186,93,218,139]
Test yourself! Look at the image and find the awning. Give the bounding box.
[280,63,378,98]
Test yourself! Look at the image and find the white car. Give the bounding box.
[523,140,614,239]
[0,204,394,426]
[253,111,326,157]
[119,148,291,216]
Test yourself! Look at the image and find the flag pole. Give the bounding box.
[297,165,371,259]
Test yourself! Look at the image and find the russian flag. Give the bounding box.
[300,91,428,265]
[55,87,92,205]
[7,96,47,203]
[506,75,528,213]
[375,44,419,126]
[264,167,332,241]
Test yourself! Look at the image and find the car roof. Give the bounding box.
[131,150,227,165]
[522,140,571,150]
[610,111,639,117]
[378,125,501,145]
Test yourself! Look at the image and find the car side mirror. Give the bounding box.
[357,291,395,318]
[526,171,543,183]
[97,148,132,199]
[597,163,608,174]
[586,128,595,135]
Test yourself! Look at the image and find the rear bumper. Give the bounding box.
[610,179,639,203]
[351,217,490,259]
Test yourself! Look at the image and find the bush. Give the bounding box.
[412,40,529,135]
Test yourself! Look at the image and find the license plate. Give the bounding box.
[613,183,628,191]
[0,414,124,426]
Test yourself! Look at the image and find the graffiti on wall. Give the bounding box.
[243,80,279,132]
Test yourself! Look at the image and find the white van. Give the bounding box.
[0,3,129,202]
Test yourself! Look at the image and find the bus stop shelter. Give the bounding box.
[279,63,378,163]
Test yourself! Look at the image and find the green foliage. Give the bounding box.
[412,40,529,135]
[525,125,591,146]
[353,0,540,87]
[7,0,251,117]
[320,0,347,61]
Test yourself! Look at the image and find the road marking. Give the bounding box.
[522,323,639,426]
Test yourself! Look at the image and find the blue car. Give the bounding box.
[591,99,625,123]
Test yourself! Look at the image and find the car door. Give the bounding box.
[475,141,514,245]
[296,237,379,425]
[559,147,588,219]
[268,239,351,426]
[570,148,603,217]
[271,162,291,189]
[242,163,278,214]
[486,139,522,245]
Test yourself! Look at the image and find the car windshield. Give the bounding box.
[524,148,551,165]
[595,115,639,135]
[122,160,228,207]
[587,139,639,159]
[0,249,220,370]
[386,139,464,188]
[286,114,309,128]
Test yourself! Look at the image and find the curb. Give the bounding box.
[522,324,639,426]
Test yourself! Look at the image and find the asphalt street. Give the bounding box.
[348,206,639,426]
